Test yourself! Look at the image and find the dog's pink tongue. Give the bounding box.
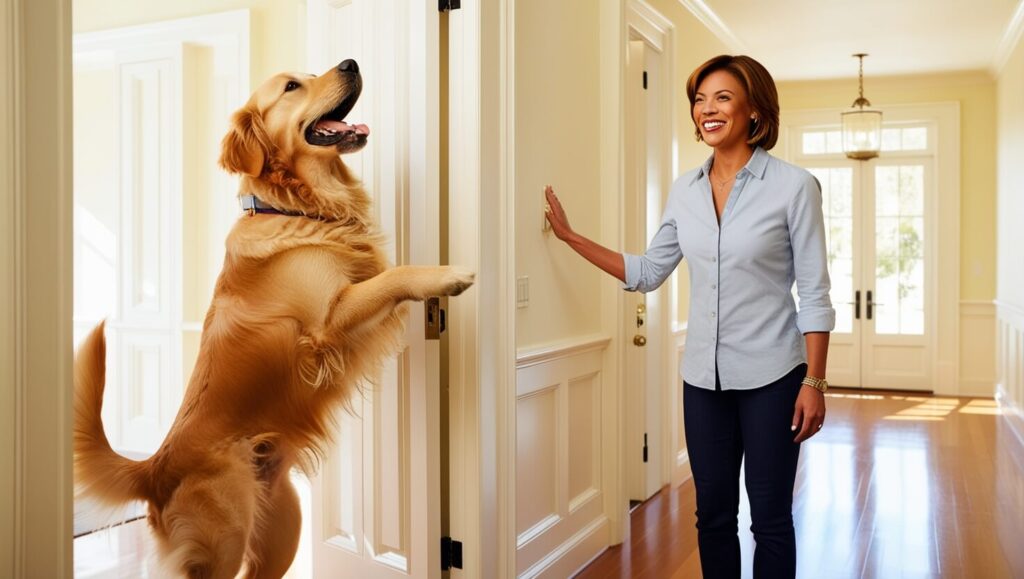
[314,119,370,136]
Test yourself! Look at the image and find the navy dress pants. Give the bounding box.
[683,363,806,579]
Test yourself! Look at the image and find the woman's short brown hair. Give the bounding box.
[686,55,779,151]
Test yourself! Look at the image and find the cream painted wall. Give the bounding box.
[72,68,118,333]
[73,0,304,88]
[997,41,1024,310]
[515,0,604,348]
[73,69,118,233]
[778,72,997,302]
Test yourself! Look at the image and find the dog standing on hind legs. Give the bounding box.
[73,58,474,578]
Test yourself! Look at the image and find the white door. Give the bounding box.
[796,124,935,391]
[624,39,665,502]
[308,1,443,577]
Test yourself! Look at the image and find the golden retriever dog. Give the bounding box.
[74,58,473,578]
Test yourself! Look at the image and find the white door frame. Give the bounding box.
[780,102,961,394]
[446,0,630,574]
[625,0,676,503]
[1,0,74,576]
[447,1,518,577]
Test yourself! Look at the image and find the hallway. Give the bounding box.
[576,390,1024,578]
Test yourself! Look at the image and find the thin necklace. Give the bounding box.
[710,166,739,189]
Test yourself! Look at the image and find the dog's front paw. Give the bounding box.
[441,266,476,296]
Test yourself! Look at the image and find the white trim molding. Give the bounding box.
[993,0,1024,75]
[1,0,18,574]
[517,335,612,369]
[675,0,747,53]
[447,0,517,577]
[1,0,74,576]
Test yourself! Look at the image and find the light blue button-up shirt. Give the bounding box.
[623,147,835,390]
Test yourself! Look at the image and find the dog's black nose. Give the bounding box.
[338,59,359,74]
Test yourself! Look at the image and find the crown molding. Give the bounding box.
[676,0,747,53]
[993,0,1024,75]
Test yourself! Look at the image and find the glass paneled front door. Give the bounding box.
[800,125,934,390]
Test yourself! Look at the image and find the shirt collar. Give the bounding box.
[689,146,769,185]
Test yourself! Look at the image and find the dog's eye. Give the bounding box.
[284,80,301,93]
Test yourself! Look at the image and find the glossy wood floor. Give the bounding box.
[73,391,1024,578]
[576,390,1024,579]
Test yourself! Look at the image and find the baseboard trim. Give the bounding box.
[519,515,609,579]
[997,384,1024,452]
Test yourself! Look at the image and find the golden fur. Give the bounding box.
[74,61,473,578]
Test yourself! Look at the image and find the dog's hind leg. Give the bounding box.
[326,264,474,334]
[244,476,302,579]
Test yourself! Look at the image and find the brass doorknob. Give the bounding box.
[633,335,647,347]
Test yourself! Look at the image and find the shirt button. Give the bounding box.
[711,284,717,289]
[711,312,717,318]
[712,256,717,263]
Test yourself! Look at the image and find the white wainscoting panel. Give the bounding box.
[669,325,691,487]
[516,336,610,578]
[996,301,1024,448]
[960,300,996,396]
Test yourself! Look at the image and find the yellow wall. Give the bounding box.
[514,0,731,347]
[73,0,305,88]
[778,72,997,301]
[515,0,604,348]
[997,42,1024,309]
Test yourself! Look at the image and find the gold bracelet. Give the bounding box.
[801,375,828,393]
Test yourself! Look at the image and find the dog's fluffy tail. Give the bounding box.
[74,322,149,505]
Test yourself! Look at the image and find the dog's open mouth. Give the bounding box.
[304,91,370,148]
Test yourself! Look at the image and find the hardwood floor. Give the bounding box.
[576,390,1024,579]
[72,390,1024,578]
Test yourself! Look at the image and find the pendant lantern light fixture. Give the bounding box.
[841,53,882,160]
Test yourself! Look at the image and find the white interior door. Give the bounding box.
[308,2,442,577]
[795,124,935,391]
[624,39,664,503]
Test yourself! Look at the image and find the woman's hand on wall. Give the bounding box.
[544,186,575,243]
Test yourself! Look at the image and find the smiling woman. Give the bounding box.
[545,53,834,579]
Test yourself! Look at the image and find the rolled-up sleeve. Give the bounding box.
[788,174,836,333]
[622,218,683,293]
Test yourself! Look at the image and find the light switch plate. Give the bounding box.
[516,276,529,308]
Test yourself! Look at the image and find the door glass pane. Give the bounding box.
[874,165,925,335]
[809,167,854,334]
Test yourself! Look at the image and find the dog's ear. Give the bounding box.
[219,107,270,177]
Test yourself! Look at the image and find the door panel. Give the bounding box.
[308,1,441,577]
[806,164,861,388]
[861,159,932,390]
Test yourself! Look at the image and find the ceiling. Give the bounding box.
[697,0,1024,80]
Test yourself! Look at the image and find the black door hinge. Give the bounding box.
[441,536,463,570]
[439,0,461,11]
[643,433,648,463]
[643,71,648,90]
